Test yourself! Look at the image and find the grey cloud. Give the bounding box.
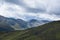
[49,8,60,18]
[48,0,60,15]
[5,0,21,5]
[4,0,60,21]
[26,7,46,13]
[53,8,60,15]
[5,0,46,13]
[5,0,26,7]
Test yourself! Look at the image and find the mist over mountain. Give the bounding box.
[27,19,50,28]
[0,15,51,31]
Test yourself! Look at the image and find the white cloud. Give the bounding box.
[37,13,60,21]
[23,0,48,8]
[0,2,26,20]
[22,13,60,21]
[0,0,60,21]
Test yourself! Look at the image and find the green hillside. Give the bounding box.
[0,21,60,40]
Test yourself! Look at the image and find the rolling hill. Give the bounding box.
[0,21,60,40]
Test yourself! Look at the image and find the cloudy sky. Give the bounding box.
[0,0,60,21]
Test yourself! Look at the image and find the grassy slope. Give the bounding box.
[0,21,60,40]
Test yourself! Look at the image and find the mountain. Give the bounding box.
[27,19,50,28]
[0,16,14,31]
[6,18,28,30]
[0,15,27,31]
[0,21,60,40]
[0,15,51,30]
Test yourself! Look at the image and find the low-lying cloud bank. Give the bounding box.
[0,0,60,21]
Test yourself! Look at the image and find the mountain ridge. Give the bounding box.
[0,15,50,30]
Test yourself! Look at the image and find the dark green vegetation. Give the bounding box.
[0,21,60,40]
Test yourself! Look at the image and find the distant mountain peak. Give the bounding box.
[0,15,52,31]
